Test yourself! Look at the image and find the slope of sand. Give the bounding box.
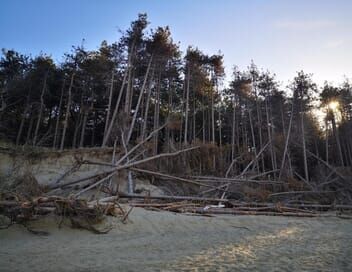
[1,207,352,271]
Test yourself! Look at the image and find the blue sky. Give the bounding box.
[1,0,351,86]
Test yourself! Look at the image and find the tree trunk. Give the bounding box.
[270,107,277,171]
[104,71,114,139]
[184,65,190,145]
[53,78,65,149]
[16,96,30,145]
[79,101,92,148]
[153,71,161,155]
[33,73,48,145]
[301,101,309,181]
[218,106,222,146]
[91,110,97,146]
[141,68,154,140]
[60,73,75,150]
[127,55,153,144]
[72,115,82,148]
[346,140,352,166]
[280,103,293,177]
[331,113,344,166]
[325,119,329,163]
[255,87,264,171]
[279,96,295,180]
[218,105,223,173]
[211,85,215,143]
[202,94,206,143]
[265,98,275,171]
[248,108,258,172]
[193,91,196,143]
[102,66,128,147]
[124,65,133,115]
[25,109,34,145]
[231,95,236,160]
[72,97,83,148]
[166,80,172,169]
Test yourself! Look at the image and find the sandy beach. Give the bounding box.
[1,207,351,272]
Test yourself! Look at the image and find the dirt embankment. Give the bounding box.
[1,208,351,272]
[0,147,114,186]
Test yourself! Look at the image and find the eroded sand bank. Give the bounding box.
[1,207,352,271]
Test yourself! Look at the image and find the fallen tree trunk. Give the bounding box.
[218,141,272,200]
[118,192,230,203]
[228,202,352,210]
[116,123,167,165]
[49,146,201,194]
[193,178,283,184]
[75,172,117,197]
[84,146,200,169]
[269,191,336,199]
[130,167,255,191]
[49,171,115,190]
[176,207,326,217]
[293,141,349,183]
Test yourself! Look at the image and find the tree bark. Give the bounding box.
[184,65,190,145]
[211,82,215,143]
[255,86,264,171]
[153,71,161,154]
[331,112,344,166]
[231,94,236,161]
[53,78,65,149]
[141,68,154,140]
[79,100,93,148]
[60,73,75,150]
[16,96,30,145]
[25,110,34,145]
[102,66,128,147]
[103,71,114,139]
[126,55,153,144]
[279,95,295,180]
[265,97,275,171]
[33,72,48,145]
[301,101,309,181]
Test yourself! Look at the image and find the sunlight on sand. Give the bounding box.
[167,227,300,271]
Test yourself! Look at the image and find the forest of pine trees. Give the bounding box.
[1,14,351,191]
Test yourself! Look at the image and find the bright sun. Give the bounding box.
[328,101,339,111]
[314,100,341,129]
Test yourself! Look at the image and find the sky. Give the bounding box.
[1,0,351,87]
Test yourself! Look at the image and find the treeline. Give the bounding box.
[0,14,351,180]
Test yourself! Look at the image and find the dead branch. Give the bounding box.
[54,159,83,185]
[293,141,349,183]
[84,145,200,170]
[294,171,315,190]
[74,172,116,198]
[118,192,230,203]
[269,190,336,199]
[193,177,283,184]
[220,140,271,200]
[49,171,115,190]
[130,167,245,190]
[183,208,321,217]
[121,206,133,223]
[115,123,167,165]
[225,155,242,177]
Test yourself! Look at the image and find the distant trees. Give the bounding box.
[0,13,351,179]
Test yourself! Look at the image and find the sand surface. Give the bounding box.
[1,207,352,271]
